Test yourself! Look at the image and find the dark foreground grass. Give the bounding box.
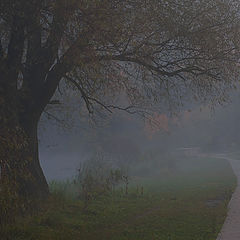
[2,157,236,240]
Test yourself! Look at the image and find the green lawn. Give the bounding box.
[2,157,236,240]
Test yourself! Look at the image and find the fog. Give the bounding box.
[39,89,240,181]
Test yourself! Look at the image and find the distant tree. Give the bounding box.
[0,0,240,213]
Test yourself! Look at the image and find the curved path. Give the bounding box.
[216,158,240,240]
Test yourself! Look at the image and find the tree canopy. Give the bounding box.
[1,0,240,120]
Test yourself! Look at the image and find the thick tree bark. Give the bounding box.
[0,125,49,199]
[0,92,49,221]
[19,119,49,200]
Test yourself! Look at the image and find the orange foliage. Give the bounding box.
[144,113,169,138]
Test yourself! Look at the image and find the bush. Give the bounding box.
[76,154,128,209]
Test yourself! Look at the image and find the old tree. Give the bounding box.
[0,0,240,213]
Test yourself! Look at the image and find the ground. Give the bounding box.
[2,157,236,240]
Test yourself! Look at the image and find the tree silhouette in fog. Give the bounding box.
[0,0,240,217]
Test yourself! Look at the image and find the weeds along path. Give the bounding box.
[215,156,240,240]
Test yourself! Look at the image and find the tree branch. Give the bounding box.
[65,75,93,114]
[100,54,205,78]
[25,1,42,66]
[6,16,25,89]
[42,0,71,70]
[33,55,73,120]
[23,2,44,95]
[65,74,147,115]
[43,110,67,127]
[0,38,3,60]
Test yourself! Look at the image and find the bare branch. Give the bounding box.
[65,75,94,114]
[43,110,68,128]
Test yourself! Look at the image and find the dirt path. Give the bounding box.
[216,157,240,240]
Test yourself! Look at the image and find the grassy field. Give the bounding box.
[2,157,236,240]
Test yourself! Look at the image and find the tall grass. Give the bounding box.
[49,179,79,203]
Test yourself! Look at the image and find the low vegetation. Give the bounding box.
[1,157,236,240]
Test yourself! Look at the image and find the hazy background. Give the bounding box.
[39,88,240,181]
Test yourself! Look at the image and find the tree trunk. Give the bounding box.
[22,122,49,200]
[0,124,49,199]
[0,94,49,221]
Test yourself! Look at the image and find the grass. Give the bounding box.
[1,157,236,240]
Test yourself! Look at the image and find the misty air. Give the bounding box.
[1,1,240,240]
